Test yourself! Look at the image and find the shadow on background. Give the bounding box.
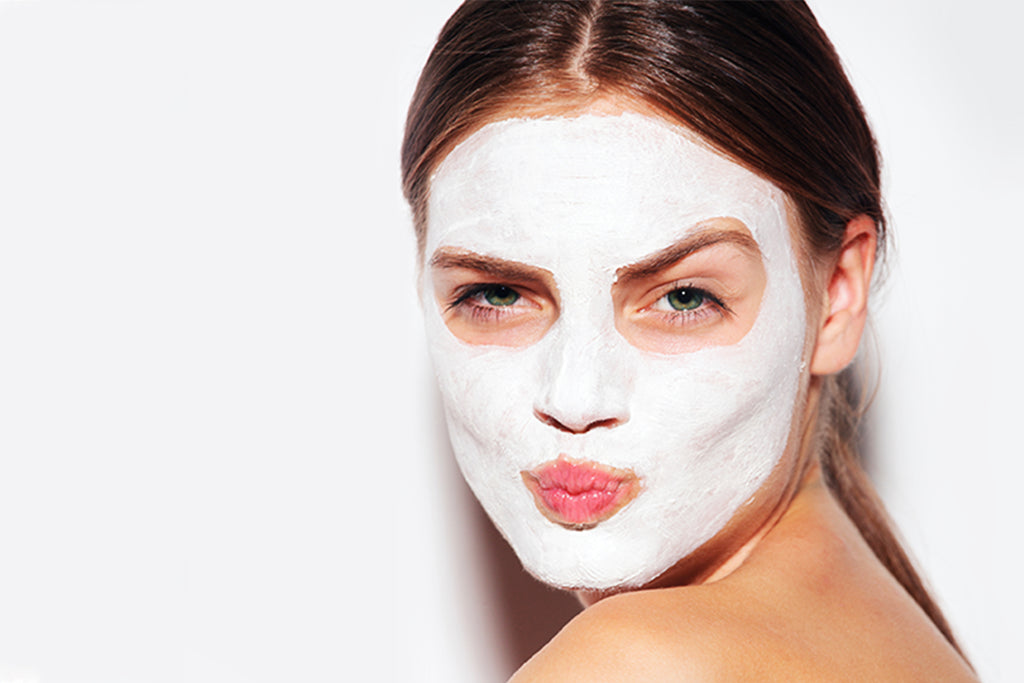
[459,477,582,677]
[429,388,581,678]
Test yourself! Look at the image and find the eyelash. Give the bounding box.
[445,284,522,323]
[445,283,732,329]
[647,284,732,326]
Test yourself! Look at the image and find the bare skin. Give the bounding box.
[510,460,978,682]
[426,95,973,679]
[506,211,979,681]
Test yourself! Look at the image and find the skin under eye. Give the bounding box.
[429,252,557,347]
[612,228,767,353]
[439,280,555,347]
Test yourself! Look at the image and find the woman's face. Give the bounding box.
[420,112,809,590]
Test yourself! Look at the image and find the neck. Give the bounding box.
[575,374,826,607]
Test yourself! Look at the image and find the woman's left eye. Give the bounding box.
[644,285,730,327]
[664,288,703,311]
[652,287,713,313]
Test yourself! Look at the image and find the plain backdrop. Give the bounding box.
[0,1,1020,681]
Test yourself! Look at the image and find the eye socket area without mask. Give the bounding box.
[613,220,767,354]
[430,248,559,347]
[429,220,766,352]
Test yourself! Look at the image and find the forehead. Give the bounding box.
[425,113,788,271]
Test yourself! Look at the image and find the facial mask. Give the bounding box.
[421,113,807,589]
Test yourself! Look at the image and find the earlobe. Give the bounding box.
[809,216,877,375]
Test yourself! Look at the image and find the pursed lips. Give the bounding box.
[521,454,641,530]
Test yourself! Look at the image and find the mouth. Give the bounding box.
[521,455,641,530]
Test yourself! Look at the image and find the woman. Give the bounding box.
[402,1,978,679]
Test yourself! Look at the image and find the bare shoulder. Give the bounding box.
[508,587,752,683]
[509,484,980,683]
[509,563,976,683]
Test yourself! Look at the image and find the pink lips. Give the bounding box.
[521,455,640,530]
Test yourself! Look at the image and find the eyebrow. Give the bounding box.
[615,227,762,283]
[429,248,551,282]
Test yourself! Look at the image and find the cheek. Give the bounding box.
[636,353,789,461]
[423,274,538,442]
[427,332,541,451]
[786,224,833,353]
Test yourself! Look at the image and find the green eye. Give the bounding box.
[666,288,703,311]
[484,286,520,307]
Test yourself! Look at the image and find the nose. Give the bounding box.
[533,328,631,435]
[533,408,623,434]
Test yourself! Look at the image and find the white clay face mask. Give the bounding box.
[421,113,808,590]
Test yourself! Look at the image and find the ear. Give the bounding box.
[809,215,878,375]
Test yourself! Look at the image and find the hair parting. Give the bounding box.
[402,0,967,662]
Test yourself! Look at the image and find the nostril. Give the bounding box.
[586,417,622,430]
[534,409,573,433]
[533,409,623,434]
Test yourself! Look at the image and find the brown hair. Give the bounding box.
[402,0,966,659]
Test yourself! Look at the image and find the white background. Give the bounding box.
[0,1,1019,681]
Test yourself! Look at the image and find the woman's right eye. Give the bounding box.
[479,285,520,307]
[447,284,528,322]
[430,261,557,347]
